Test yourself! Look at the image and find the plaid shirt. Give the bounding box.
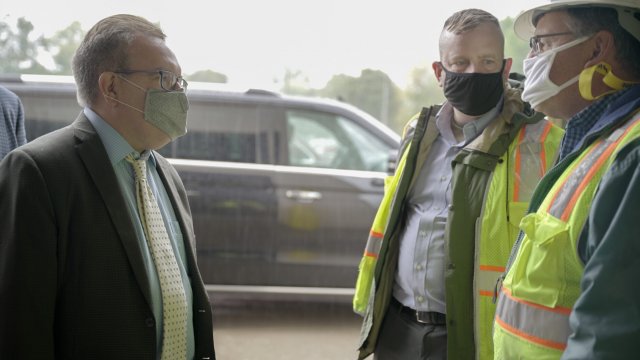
[558,88,632,160]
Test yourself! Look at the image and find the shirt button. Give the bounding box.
[145,317,155,327]
[417,295,424,303]
[415,264,423,271]
[440,176,447,182]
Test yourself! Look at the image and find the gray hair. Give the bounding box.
[71,14,166,107]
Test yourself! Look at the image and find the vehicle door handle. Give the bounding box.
[371,178,385,187]
[285,190,322,203]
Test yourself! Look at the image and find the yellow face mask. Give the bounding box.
[579,62,638,100]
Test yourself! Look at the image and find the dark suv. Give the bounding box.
[1,75,400,300]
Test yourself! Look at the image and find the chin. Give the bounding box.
[533,93,576,121]
[148,135,172,151]
[532,100,552,117]
[153,140,172,150]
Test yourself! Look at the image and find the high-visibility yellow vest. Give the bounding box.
[494,113,640,359]
[355,118,561,359]
[352,146,410,316]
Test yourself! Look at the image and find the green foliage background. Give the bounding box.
[0,16,528,134]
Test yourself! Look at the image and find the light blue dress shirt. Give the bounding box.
[393,101,500,314]
[84,108,195,359]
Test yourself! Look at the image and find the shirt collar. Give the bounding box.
[436,97,503,144]
[571,86,633,132]
[83,107,156,167]
[560,87,632,159]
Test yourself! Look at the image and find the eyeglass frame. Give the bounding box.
[114,69,188,92]
[528,31,574,55]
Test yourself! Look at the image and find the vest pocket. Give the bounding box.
[510,212,569,308]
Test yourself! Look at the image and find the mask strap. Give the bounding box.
[103,74,147,113]
[104,94,145,114]
[579,62,639,100]
[117,74,147,92]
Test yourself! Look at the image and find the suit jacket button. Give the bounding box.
[145,317,155,327]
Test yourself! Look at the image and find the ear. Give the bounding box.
[584,30,615,68]
[98,72,118,105]
[432,61,445,88]
[502,58,513,85]
[503,58,513,78]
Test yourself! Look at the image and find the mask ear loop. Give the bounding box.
[579,62,639,100]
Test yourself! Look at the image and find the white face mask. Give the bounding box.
[522,36,589,109]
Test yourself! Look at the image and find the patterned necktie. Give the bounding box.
[126,154,187,360]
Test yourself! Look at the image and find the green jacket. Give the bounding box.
[356,87,563,360]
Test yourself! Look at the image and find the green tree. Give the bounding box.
[0,17,49,74]
[393,65,445,133]
[186,69,228,83]
[501,17,530,75]
[320,69,401,129]
[280,68,316,96]
[45,21,84,75]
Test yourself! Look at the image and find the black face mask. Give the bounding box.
[441,60,505,116]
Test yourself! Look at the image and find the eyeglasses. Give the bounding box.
[115,69,188,91]
[528,32,574,54]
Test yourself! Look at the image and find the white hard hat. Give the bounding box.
[514,0,640,42]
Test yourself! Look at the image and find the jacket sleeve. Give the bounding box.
[0,149,58,359]
[561,139,640,359]
[15,95,27,147]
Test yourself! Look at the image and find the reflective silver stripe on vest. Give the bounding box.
[548,121,635,220]
[495,288,570,350]
[514,121,552,202]
[477,265,504,296]
[364,232,383,258]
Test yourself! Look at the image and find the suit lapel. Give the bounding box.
[72,113,153,307]
[153,157,199,272]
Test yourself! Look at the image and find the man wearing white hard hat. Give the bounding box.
[493,0,640,359]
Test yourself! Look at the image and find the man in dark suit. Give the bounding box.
[0,14,215,359]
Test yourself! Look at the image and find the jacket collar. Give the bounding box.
[462,87,526,153]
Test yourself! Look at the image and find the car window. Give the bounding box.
[287,112,341,168]
[286,110,392,171]
[337,117,393,172]
[158,102,270,163]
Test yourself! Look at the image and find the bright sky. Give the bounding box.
[1,0,540,89]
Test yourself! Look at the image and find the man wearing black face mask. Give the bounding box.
[353,9,564,360]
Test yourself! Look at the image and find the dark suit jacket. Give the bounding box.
[0,113,215,359]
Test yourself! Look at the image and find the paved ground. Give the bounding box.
[212,299,363,360]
